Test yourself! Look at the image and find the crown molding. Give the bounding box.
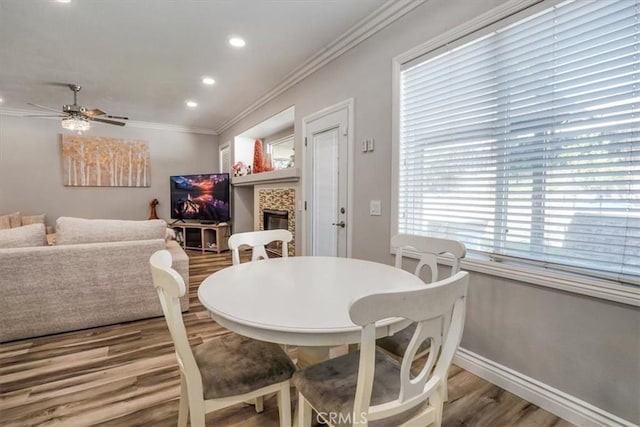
[0,107,218,136]
[213,0,427,135]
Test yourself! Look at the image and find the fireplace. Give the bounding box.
[264,209,289,231]
[263,209,289,256]
[257,187,295,256]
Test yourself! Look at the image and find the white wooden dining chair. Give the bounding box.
[378,234,466,359]
[377,234,466,403]
[228,229,293,265]
[293,271,469,427]
[149,250,295,427]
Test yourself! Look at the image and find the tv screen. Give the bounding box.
[170,173,230,222]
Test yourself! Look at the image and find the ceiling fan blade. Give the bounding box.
[91,117,126,126]
[106,114,129,120]
[83,109,106,117]
[23,114,67,118]
[27,102,62,113]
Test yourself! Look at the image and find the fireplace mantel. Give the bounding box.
[231,168,300,187]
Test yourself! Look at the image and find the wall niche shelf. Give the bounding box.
[231,168,300,187]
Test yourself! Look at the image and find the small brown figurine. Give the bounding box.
[149,198,159,220]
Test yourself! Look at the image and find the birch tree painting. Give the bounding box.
[62,135,150,187]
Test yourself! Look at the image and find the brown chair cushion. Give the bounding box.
[376,323,430,358]
[192,333,295,399]
[292,350,423,427]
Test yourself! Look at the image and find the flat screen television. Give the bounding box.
[170,173,230,223]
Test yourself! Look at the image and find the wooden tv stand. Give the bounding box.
[170,222,230,254]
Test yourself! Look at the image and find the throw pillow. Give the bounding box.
[0,212,21,229]
[0,223,47,248]
[55,217,167,245]
[21,214,46,226]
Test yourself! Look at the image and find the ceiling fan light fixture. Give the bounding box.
[228,37,246,48]
[62,115,90,134]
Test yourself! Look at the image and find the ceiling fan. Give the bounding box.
[26,84,128,133]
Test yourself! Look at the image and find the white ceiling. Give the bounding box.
[0,0,388,133]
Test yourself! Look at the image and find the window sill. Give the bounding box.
[462,255,639,307]
[392,249,640,307]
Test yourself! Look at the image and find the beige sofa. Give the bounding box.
[0,218,189,343]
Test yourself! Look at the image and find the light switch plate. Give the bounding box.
[369,200,381,216]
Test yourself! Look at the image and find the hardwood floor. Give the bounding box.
[0,251,573,427]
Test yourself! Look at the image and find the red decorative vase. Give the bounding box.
[253,139,264,173]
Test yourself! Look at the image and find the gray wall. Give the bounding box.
[0,115,218,224]
[219,0,640,423]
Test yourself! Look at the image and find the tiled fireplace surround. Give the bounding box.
[256,187,296,256]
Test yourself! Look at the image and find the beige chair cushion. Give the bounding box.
[292,350,422,427]
[0,223,47,248]
[56,217,167,245]
[21,214,46,226]
[0,212,21,229]
[192,333,295,399]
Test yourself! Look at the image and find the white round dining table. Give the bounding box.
[198,256,425,366]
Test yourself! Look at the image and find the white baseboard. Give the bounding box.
[453,347,637,427]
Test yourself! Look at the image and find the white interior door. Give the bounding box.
[305,105,350,257]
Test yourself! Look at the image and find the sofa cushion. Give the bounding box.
[56,217,167,245]
[0,212,21,229]
[21,213,46,226]
[0,223,47,248]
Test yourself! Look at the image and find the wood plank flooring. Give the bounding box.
[0,251,574,426]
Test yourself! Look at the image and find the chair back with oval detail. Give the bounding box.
[381,234,467,404]
[391,234,466,282]
[150,250,295,427]
[228,229,293,265]
[293,271,468,427]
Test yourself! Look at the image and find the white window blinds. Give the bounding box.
[398,0,639,285]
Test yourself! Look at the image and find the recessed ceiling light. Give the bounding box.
[186,100,198,108]
[228,37,246,48]
[56,0,72,3]
[202,77,215,85]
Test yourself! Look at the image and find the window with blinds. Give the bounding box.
[398,0,639,285]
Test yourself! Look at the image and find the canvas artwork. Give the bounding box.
[62,135,150,187]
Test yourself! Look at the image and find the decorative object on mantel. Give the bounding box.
[232,161,251,176]
[252,139,264,174]
[149,198,159,220]
[62,135,150,187]
[263,153,274,172]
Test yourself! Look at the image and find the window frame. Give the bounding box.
[390,0,640,306]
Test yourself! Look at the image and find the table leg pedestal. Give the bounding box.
[296,346,330,368]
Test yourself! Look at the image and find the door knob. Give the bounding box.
[332,221,346,228]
